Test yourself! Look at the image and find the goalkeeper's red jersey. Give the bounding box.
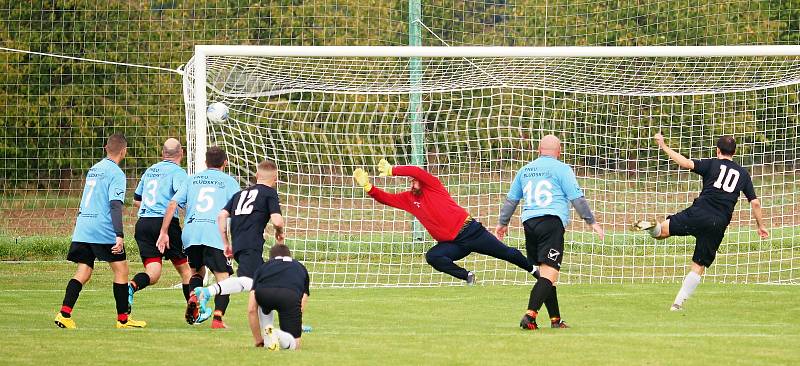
[367,165,470,242]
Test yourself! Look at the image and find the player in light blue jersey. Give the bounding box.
[127,138,193,307]
[55,134,146,329]
[495,135,604,330]
[158,146,240,328]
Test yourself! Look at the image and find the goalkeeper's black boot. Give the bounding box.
[550,318,570,328]
[466,271,476,286]
[520,310,538,330]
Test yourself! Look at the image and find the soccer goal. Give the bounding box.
[182,45,800,287]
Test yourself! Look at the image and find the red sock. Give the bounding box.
[117,313,128,323]
[60,306,73,318]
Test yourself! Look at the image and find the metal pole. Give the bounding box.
[409,0,425,241]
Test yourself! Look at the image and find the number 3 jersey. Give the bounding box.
[690,158,757,222]
[223,184,282,254]
[507,156,584,228]
[72,158,126,244]
[134,160,188,218]
[172,168,240,250]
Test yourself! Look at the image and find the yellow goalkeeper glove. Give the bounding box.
[377,159,393,177]
[353,168,373,192]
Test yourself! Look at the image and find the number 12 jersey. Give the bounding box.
[223,184,282,254]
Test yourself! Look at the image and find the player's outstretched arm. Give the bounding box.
[301,293,308,314]
[495,198,521,240]
[355,167,410,210]
[156,200,179,252]
[218,209,232,258]
[571,197,605,240]
[749,199,769,239]
[654,133,694,170]
[247,291,264,347]
[383,161,445,190]
[270,213,285,244]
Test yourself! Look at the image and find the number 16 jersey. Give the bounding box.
[507,156,584,228]
[171,168,240,250]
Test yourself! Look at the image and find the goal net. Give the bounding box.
[183,46,800,286]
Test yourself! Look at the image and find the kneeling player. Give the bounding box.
[248,244,310,350]
[191,160,285,323]
[634,134,768,310]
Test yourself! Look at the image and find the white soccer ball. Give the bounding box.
[207,102,229,123]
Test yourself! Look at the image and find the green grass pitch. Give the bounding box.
[1,262,798,365]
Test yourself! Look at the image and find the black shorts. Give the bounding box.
[186,245,233,275]
[522,215,565,270]
[234,248,264,278]
[254,287,303,338]
[67,241,126,268]
[668,206,729,267]
[134,217,186,262]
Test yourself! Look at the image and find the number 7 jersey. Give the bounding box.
[171,168,240,250]
[507,156,584,228]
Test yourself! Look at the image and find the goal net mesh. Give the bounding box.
[183,53,800,286]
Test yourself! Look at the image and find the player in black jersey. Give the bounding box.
[248,244,309,351]
[634,134,769,311]
[190,160,285,324]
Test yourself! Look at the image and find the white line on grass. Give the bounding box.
[2,327,796,337]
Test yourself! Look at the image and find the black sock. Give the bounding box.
[189,274,204,292]
[214,294,230,319]
[113,282,129,322]
[60,279,83,317]
[544,286,560,320]
[527,277,553,312]
[181,284,192,302]
[131,273,150,292]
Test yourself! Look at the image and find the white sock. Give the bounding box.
[258,307,275,330]
[275,329,297,350]
[647,223,661,238]
[208,276,253,296]
[673,271,702,306]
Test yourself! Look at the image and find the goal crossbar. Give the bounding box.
[195,45,800,58]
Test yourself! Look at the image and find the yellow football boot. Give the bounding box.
[54,313,76,329]
[116,317,147,328]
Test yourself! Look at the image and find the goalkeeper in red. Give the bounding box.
[353,159,535,284]
[496,135,604,330]
[634,134,768,311]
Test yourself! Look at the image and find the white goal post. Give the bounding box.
[183,45,800,286]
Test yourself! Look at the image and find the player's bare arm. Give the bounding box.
[301,292,308,313]
[246,291,264,347]
[218,209,232,258]
[156,200,179,252]
[270,213,285,244]
[654,133,694,170]
[749,198,769,238]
